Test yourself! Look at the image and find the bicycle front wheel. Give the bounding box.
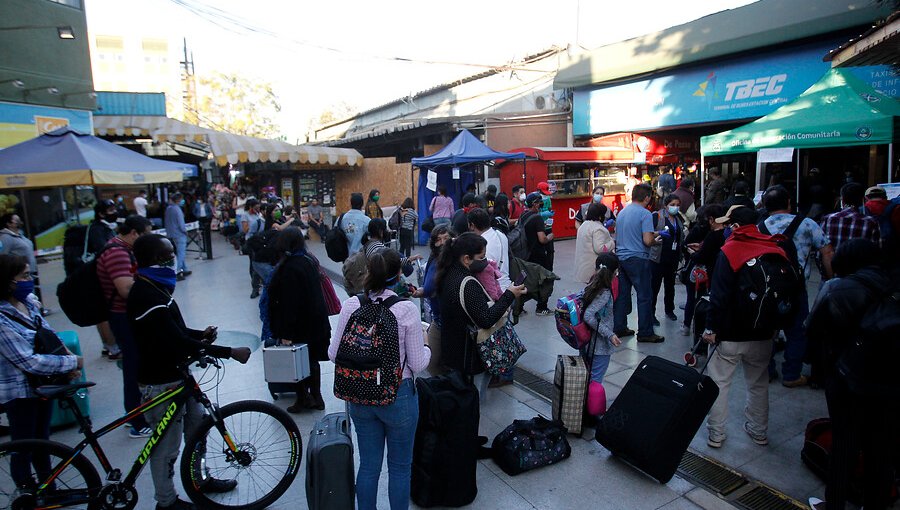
[180,400,302,510]
[0,439,101,510]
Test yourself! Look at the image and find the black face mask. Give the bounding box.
[468,258,489,274]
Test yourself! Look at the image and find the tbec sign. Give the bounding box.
[573,38,896,136]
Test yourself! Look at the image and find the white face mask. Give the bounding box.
[519,193,527,202]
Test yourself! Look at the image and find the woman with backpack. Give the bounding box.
[266,227,331,413]
[436,233,526,383]
[328,249,431,510]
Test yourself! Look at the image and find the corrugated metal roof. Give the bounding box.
[94,91,166,116]
[554,0,894,90]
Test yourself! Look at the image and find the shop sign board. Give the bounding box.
[0,101,93,148]
[573,39,896,136]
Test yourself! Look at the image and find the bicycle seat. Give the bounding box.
[34,381,95,399]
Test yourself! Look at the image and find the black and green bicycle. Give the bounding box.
[0,353,302,510]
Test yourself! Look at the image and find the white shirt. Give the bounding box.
[133,196,148,217]
[481,227,511,289]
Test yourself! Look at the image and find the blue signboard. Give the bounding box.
[573,40,897,136]
[0,101,93,148]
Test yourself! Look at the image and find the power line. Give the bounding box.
[167,0,558,73]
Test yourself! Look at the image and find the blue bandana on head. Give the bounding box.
[138,267,177,292]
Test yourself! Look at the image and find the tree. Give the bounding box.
[194,72,283,139]
[307,101,357,141]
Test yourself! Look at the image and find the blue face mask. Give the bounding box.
[12,280,34,302]
[723,227,732,239]
[179,199,186,207]
[138,258,177,292]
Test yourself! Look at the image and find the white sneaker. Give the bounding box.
[808,497,825,510]
[678,324,691,336]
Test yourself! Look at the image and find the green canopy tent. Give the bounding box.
[699,68,900,202]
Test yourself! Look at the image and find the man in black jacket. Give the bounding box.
[127,234,250,510]
[702,206,788,450]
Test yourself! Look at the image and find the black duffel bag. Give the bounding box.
[491,416,571,476]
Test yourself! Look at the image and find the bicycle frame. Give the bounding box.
[34,368,235,504]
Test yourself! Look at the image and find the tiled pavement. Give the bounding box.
[19,232,841,509]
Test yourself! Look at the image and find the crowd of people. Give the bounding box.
[0,165,897,509]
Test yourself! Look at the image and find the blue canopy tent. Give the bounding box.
[411,130,525,243]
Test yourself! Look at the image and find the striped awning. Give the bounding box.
[93,116,363,168]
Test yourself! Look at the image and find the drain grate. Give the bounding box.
[513,368,556,401]
[734,485,807,510]
[677,451,747,496]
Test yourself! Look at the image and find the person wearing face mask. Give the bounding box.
[96,215,154,438]
[366,189,384,219]
[436,232,526,384]
[0,254,82,489]
[574,202,615,284]
[127,234,250,510]
[114,193,128,219]
[0,213,38,292]
[164,193,191,281]
[649,194,684,324]
[509,185,525,225]
[574,185,613,230]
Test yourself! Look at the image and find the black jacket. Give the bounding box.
[127,276,232,385]
[706,251,780,342]
[805,266,886,387]
[267,254,331,360]
[438,263,515,375]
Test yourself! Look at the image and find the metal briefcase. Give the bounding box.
[263,344,311,383]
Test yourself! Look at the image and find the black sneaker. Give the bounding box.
[637,334,665,343]
[615,328,635,338]
[176,272,186,281]
[665,312,678,321]
[652,317,661,326]
[156,498,197,510]
[250,290,260,299]
[182,270,193,277]
[199,477,238,494]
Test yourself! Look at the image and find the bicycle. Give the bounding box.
[0,353,302,510]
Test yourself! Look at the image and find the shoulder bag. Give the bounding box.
[459,276,525,376]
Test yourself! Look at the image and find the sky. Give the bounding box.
[84,0,758,142]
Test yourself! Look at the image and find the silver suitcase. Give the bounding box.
[263,344,311,383]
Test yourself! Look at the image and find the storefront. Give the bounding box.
[568,37,898,205]
[499,147,642,238]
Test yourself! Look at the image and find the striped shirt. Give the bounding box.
[0,299,78,403]
[97,237,136,313]
[401,209,418,231]
[821,207,881,250]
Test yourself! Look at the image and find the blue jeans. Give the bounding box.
[349,378,418,510]
[613,257,655,336]
[172,235,188,273]
[433,217,451,226]
[108,312,149,429]
[588,354,611,384]
[772,285,810,381]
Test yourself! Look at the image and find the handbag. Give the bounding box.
[491,416,571,476]
[1,311,71,387]
[459,277,525,376]
[305,254,342,316]
[421,216,435,234]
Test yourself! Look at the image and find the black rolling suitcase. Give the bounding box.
[595,351,719,483]
[412,371,480,508]
[306,407,355,510]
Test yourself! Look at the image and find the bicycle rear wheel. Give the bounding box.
[180,400,302,510]
[0,439,101,510]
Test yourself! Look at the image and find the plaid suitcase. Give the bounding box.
[552,355,588,435]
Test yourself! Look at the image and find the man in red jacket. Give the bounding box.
[703,205,790,450]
